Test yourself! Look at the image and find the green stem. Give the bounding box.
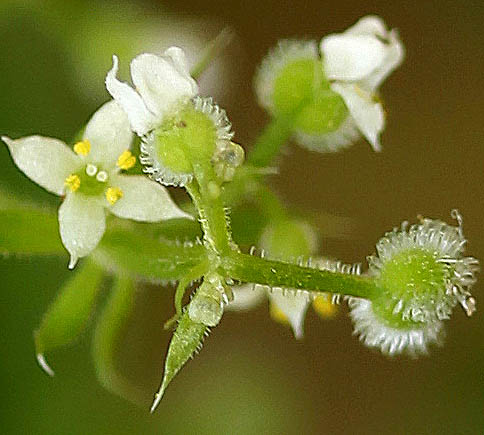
[188,162,233,255]
[247,115,294,167]
[223,252,377,299]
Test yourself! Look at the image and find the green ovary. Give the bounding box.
[293,93,348,134]
[153,106,217,174]
[75,169,107,197]
[272,58,348,134]
[372,249,449,329]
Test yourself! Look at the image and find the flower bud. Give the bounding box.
[188,273,227,327]
[350,212,479,356]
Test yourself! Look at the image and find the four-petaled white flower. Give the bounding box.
[319,15,404,151]
[2,101,192,268]
[105,47,198,137]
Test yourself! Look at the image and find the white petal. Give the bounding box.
[345,15,387,37]
[105,55,158,136]
[163,47,196,85]
[2,135,80,195]
[130,50,198,119]
[321,34,387,82]
[225,284,266,311]
[108,175,193,222]
[83,100,134,167]
[270,289,310,339]
[58,193,106,268]
[331,83,385,152]
[363,30,405,90]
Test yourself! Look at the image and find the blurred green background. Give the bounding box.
[1,0,483,433]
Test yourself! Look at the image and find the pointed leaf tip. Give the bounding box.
[150,313,207,412]
[36,353,55,377]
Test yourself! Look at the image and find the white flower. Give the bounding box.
[227,284,311,339]
[105,47,199,137]
[2,101,192,268]
[254,16,404,153]
[319,15,404,151]
[106,47,234,187]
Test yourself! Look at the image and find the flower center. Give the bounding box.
[64,141,134,205]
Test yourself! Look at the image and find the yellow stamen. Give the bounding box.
[64,174,81,192]
[269,303,290,326]
[116,150,136,170]
[312,294,337,319]
[73,139,91,156]
[105,186,123,205]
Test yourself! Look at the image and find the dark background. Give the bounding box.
[0,0,483,433]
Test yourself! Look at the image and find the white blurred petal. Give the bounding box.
[58,193,106,268]
[331,83,385,152]
[130,50,198,119]
[225,284,266,311]
[2,135,80,195]
[163,46,197,85]
[321,34,387,81]
[105,55,158,136]
[109,175,193,222]
[346,15,387,37]
[363,30,405,90]
[83,100,134,167]
[269,289,310,339]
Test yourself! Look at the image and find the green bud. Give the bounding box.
[188,273,226,327]
[260,219,318,261]
[350,215,479,356]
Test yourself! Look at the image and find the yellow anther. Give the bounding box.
[116,150,136,170]
[313,294,337,319]
[269,303,290,326]
[73,139,91,156]
[64,174,81,192]
[105,186,123,205]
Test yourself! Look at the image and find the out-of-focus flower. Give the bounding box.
[255,15,404,152]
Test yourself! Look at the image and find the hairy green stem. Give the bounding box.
[188,162,233,255]
[223,252,377,299]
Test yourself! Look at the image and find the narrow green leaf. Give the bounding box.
[92,274,144,404]
[34,260,104,376]
[151,313,207,412]
[96,229,208,282]
[0,208,64,255]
